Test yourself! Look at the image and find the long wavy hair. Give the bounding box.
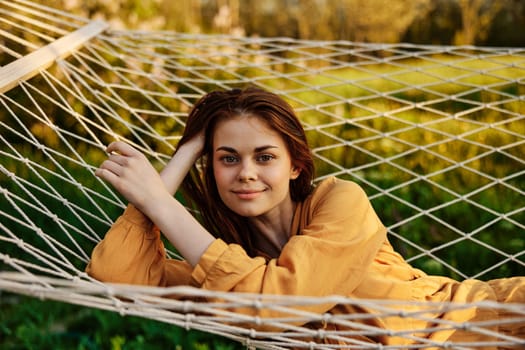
[177,87,315,256]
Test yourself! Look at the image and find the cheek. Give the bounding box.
[274,163,296,180]
[265,166,293,190]
[212,164,230,189]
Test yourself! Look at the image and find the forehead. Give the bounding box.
[213,115,284,145]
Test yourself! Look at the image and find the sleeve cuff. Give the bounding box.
[190,239,229,287]
[119,204,158,239]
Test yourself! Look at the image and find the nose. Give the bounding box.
[238,160,257,182]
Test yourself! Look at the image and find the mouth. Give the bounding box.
[232,189,266,200]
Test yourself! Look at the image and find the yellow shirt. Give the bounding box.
[86,177,523,347]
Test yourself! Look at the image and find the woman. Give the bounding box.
[87,87,524,348]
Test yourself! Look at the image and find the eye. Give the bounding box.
[257,154,275,162]
[220,155,239,164]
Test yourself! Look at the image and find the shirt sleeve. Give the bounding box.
[191,178,387,299]
[85,204,193,286]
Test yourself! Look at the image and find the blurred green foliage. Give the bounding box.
[33,0,525,46]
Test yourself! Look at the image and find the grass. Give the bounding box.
[0,292,242,350]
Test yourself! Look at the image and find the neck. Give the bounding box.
[249,200,296,258]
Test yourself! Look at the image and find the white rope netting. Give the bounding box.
[1,0,524,348]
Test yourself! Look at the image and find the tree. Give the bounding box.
[454,0,507,45]
[292,0,431,43]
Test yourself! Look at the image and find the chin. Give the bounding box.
[230,206,264,218]
[234,210,260,218]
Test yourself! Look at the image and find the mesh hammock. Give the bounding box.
[1,0,524,349]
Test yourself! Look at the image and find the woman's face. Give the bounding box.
[212,115,300,218]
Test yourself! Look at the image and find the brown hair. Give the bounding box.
[177,87,314,256]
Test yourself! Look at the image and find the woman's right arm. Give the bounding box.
[86,135,205,285]
[85,204,193,286]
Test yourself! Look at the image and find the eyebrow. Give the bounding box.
[215,145,279,153]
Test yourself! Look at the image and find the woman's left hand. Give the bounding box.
[95,141,169,213]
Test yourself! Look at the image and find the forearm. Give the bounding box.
[96,140,211,267]
[144,193,215,267]
[160,136,203,195]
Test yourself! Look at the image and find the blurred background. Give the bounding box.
[37,0,525,46]
[1,1,524,350]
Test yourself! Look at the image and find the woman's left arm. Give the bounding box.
[160,132,205,196]
[192,179,386,297]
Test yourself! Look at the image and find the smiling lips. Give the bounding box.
[232,189,266,200]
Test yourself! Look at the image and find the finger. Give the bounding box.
[106,141,139,157]
[107,153,128,166]
[98,159,123,176]
[95,167,120,186]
